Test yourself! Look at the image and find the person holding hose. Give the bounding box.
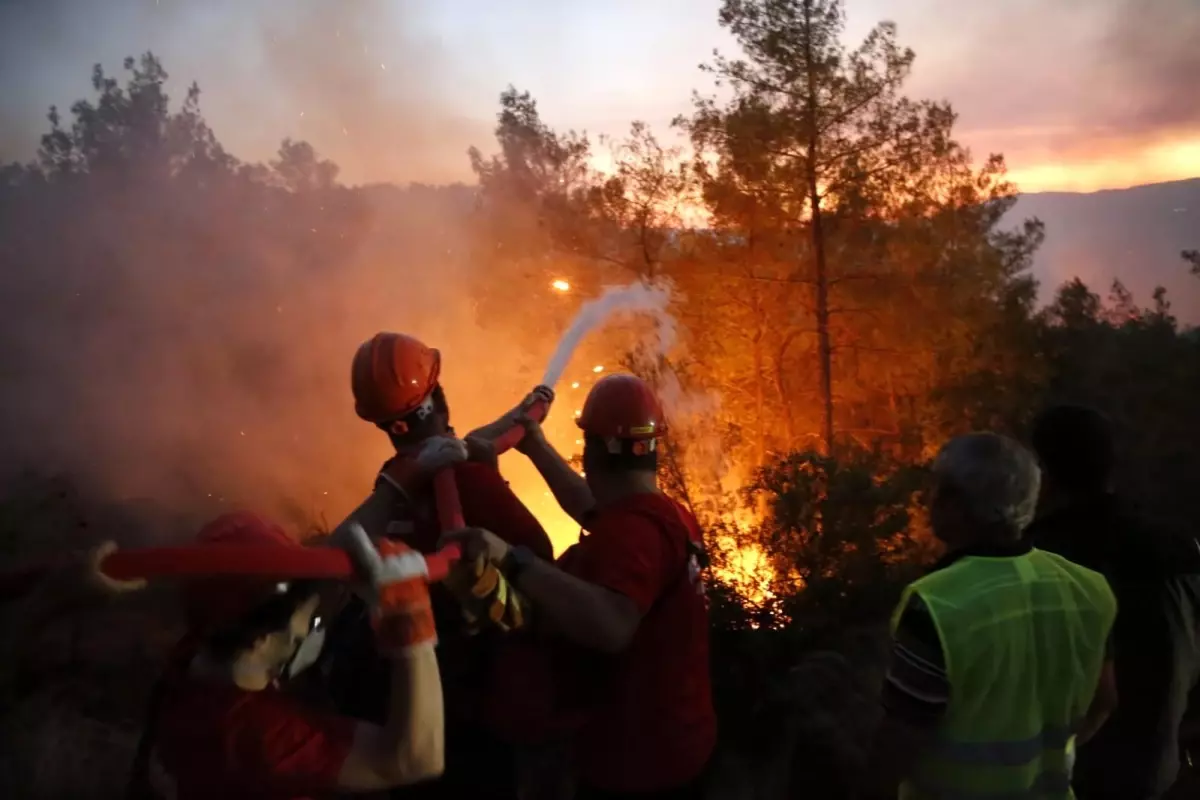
[443,373,716,800]
[321,332,555,800]
[868,432,1118,798]
[130,511,446,799]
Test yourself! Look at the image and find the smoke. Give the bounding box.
[0,182,538,534]
[901,0,1200,164]
[0,0,489,184]
[1095,0,1200,140]
[0,0,577,543]
[251,0,488,185]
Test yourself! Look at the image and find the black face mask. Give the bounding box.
[279,611,328,683]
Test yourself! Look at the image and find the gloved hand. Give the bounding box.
[444,551,527,633]
[523,385,555,414]
[514,409,549,456]
[414,435,469,475]
[84,541,148,597]
[342,522,436,655]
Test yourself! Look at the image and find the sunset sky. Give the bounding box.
[1,0,1197,193]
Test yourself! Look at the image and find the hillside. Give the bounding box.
[357,177,1200,323]
[1010,178,1200,323]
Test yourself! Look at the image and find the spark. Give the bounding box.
[574,409,582,417]
[551,279,570,292]
[592,365,604,373]
[571,381,580,389]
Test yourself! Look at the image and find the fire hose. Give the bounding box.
[0,397,550,591]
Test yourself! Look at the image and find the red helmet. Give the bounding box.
[576,373,665,440]
[184,512,301,634]
[351,333,441,424]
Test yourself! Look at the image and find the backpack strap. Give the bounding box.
[647,501,710,612]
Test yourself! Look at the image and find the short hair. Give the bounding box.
[1030,405,1114,493]
[935,433,1042,533]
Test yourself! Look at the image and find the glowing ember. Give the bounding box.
[571,382,580,389]
[592,365,604,373]
[551,279,570,292]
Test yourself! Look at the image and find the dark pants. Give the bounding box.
[576,769,708,800]
[395,722,519,800]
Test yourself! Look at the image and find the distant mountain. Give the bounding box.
[360,177,1200,323]
[1008,178,1200,323]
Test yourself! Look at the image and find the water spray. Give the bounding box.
[433,281,673,530]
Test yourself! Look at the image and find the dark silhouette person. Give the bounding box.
[1027,405,1200,799]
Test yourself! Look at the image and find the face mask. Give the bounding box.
[281,614,327,682]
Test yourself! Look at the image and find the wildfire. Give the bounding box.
[711,509,775,606]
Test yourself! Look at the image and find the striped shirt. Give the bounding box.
[882,595,951,729]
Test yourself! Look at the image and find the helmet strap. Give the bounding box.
[604,437,657,456]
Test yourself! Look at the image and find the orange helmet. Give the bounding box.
[576,373,665,440]
[351,332,441,424]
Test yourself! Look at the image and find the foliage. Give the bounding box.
[1037,278,1200,530]
[1,10,1199,796]
[669,0,1045,468]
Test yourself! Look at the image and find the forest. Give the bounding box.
[0,0,1198,797]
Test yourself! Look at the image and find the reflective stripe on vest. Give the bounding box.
[892,548,1115,800]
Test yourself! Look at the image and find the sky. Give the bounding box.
[1,0,1198,192]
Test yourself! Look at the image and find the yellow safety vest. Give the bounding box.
[892,548,1116,799]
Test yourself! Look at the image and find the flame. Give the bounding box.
[711,509,775,605]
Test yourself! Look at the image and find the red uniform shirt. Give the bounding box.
[156,671,356,800]
[561,493,716,793]
[377,456,555,739]
[379,458,553,560]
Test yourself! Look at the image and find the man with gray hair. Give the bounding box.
[868,432,1119,798]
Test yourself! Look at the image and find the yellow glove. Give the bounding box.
[445,552,527,633]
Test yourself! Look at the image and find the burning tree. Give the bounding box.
[679,0,1042,461]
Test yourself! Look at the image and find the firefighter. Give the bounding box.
[443,373,717,800]
[322,332,555,800]
[137,511,446,799]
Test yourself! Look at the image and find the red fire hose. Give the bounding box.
[0,397,552,593]
[431,396,549,532]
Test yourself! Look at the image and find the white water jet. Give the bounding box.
[540,282,676,389]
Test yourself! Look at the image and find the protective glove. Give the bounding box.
[378,434,468,502]
[342,522,437,655]
[444,551,528,634]
[85,541,148,596]
[414,435,469,474]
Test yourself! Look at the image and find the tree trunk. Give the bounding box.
[804,0,836,456]
[753,320,766,467]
